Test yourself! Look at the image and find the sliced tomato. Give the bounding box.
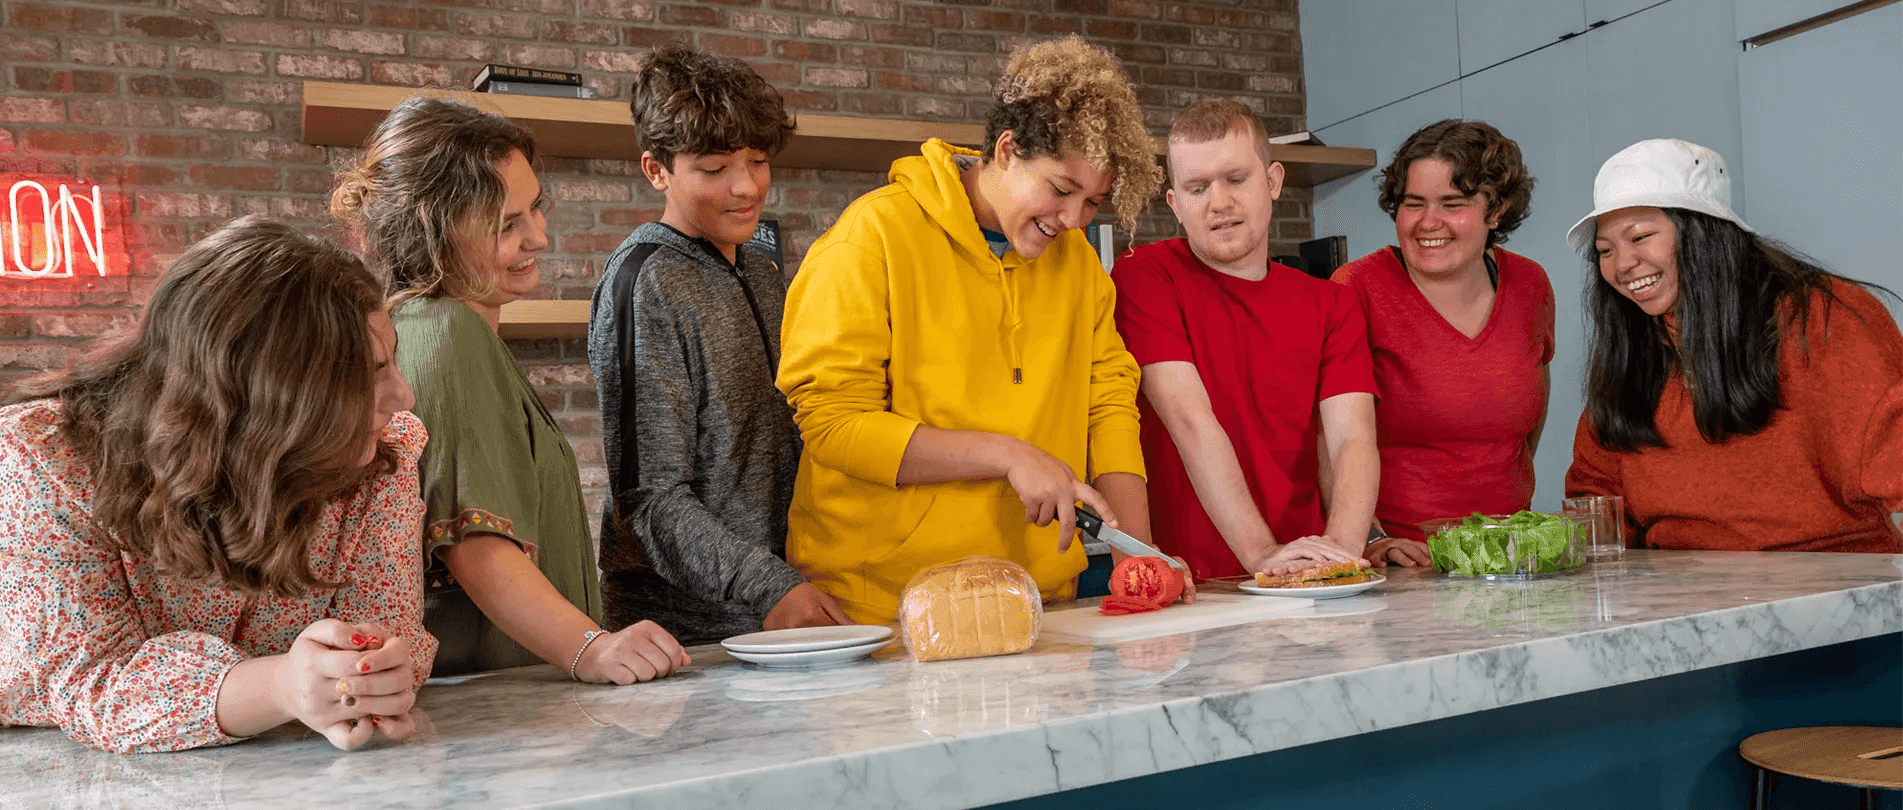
[1099,595,1162,616]
[1108,556,1185,605]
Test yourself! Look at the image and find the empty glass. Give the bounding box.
[1563,495,1627,562]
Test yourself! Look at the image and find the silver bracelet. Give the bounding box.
[568,629,606,681]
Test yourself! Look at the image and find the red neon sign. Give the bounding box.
[0,177,128,280]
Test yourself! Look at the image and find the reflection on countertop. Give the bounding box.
[1,551,1896,810]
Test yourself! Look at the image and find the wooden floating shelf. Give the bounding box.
[1268,143,1377,186]
[301,80,985,172]
[498,299,590,340]
[302,81,1374,181]
[306,81,1374,338]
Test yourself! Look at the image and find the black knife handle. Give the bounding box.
[1073,504,1104,539]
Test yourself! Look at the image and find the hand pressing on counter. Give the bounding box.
[573,620,691,685]
[763,582,854,630]
[1364,537,1433,568]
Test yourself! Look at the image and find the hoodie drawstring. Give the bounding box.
[1002,264,1024,384]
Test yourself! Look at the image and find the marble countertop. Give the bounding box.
[4,551,1898,809]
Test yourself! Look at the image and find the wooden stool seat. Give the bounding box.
[1740,726,1903,790]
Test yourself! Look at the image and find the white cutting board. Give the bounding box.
[1040,592,1314,643]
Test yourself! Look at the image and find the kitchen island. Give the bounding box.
[3,550,1897,809]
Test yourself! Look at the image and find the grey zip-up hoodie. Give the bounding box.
[587,222,804,644]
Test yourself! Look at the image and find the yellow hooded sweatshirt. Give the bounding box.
[778,138,1146,624]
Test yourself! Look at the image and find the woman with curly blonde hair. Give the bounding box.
[776,37,1171,623]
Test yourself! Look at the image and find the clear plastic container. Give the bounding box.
[1420,513,1588,580]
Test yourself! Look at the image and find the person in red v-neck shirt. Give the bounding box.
[1332,120,1554,564]
[1114,99,1379,581]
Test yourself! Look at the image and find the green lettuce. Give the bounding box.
[1425,511,1584,575]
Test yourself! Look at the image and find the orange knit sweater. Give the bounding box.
[1567,280,1903,552]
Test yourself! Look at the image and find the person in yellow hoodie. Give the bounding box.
[777,38,1170,624]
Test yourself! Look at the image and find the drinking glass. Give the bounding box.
[1562,495,1626,562]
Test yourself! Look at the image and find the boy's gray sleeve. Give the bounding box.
[596,276,805,616]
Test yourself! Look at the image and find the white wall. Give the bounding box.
[1302,0,1903,511]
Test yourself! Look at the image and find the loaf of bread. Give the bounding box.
[899,556,1041,662]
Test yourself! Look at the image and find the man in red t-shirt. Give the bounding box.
[1111,99,1378,580]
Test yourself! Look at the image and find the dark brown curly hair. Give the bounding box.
[1376,119,1534,248]
[4,216,392,598]
[981,37,1163,228]
[331,94,537,301]
[630,42,796,170]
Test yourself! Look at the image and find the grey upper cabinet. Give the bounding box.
[1584,0,1661,24]
[1583,0,1745,209]
[1456,0,1587,73]
[1302,0,1461,130]
[1739,3,1903,303]
[1459,35,1595,512]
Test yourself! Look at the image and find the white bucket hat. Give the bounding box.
[1565,138,1752,254]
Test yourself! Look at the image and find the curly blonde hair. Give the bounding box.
[983,37,1162,227]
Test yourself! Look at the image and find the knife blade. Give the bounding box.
[1073,505,1186,571]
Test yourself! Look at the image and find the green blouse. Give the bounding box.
[392,297,602,674]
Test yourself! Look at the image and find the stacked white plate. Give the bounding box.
[718,625,895,668]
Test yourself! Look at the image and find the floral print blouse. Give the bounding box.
[0,400,437,753]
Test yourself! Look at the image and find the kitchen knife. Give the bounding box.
[1073,505,1186,571]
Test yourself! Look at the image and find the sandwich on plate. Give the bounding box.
[1254,560,1378,589]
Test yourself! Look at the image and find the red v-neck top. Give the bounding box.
[1114,239,1376,579]
[1332,246,1556,540]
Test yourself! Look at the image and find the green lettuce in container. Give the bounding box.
[1422,511,1586,576]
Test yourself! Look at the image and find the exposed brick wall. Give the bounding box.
[0,0,1308,522]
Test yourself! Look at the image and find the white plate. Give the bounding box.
[727,637,892,668]
[720,625,894,654]
[1239,574,1386,600]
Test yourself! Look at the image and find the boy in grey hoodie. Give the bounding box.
[588,44,850,644]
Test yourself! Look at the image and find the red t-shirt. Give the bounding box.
[1112,239,1376,579]
[1567,279,1903,552]
[1332,247,1556,541]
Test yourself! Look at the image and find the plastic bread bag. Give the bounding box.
[898,555,1042,662]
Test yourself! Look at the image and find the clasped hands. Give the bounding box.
[277,620,417,751]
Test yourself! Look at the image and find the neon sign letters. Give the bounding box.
[1,179,112,279]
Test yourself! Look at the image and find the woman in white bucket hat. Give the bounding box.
[1564,139,1903,553]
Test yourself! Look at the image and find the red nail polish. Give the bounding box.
[366,635,382,649]
[358,660,372,673]
[350,634,367,647]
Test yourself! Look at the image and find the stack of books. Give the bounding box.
[473,64,598,99]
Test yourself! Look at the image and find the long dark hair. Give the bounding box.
[4,217,391,597]
[1584,208,1883,451]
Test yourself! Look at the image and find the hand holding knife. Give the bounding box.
[1073,504,1186,571]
